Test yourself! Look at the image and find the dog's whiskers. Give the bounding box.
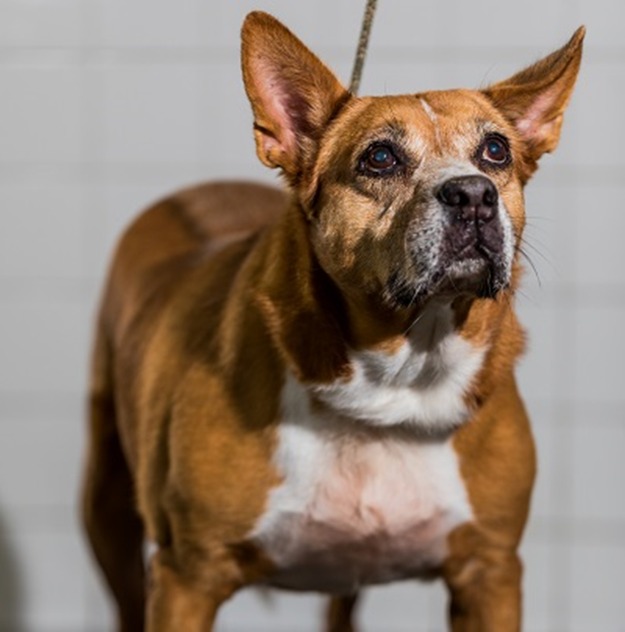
[519,233,552,266]
[378,202,393,219]
[517,246,542,288]
[403,308,427,336]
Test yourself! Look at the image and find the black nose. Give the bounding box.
[436,175,498,224]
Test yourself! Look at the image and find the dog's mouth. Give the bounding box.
[436,247,508,299]
[381,176,515,310]
[385,230,510,309]
[386,258,506,309]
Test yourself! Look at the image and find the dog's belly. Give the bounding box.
[251,379,473,593]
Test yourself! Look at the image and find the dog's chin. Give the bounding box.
[386,257,509,310]
[438,258,508,299]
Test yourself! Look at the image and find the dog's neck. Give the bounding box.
[249,200,500,387]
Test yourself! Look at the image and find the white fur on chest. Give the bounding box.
[252,376,474,593]
[314,305,485,433]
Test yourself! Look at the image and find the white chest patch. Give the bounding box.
[252,380,475,593]
[313,305,485,434]
[251,305,482,592]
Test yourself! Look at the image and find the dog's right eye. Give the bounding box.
[359,143,401,176]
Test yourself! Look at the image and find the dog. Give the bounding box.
[82,11,584,631]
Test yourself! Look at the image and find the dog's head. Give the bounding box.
[241,12,583,312]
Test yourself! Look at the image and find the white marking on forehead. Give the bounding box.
[420,98,438,123]
[420,98,441,147]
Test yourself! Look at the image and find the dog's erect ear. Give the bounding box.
[484,26,585,162]
[241,11,350,177]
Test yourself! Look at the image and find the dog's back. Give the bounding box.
[83,181,285,629]
[100,181,285,342]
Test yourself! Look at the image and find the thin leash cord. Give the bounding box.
[349,0,378,95]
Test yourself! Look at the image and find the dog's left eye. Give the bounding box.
[480,135,511,166]
[360,143,400,175]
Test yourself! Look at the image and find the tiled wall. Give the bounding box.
[0,1,623,630]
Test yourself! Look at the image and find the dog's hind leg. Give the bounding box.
[81,324,146,632]
[325,593,360,632]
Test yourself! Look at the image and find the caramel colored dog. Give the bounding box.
[82,12,584,631]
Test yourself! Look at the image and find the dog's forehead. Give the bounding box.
[414,89,499,122]
[331,90,509,152]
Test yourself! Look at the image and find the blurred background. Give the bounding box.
[0,0,623,630]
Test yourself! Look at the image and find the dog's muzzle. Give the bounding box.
[435,174,508,298]
[386,175,511,309]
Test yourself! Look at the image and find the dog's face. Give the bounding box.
[309,92,522,308]
[242,13,583,312]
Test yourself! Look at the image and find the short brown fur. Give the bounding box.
[82,12,584,631]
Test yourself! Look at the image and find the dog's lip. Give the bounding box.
[426,254,505,298]
[384,258,503,310]
[387,238,507,309]
[454,235,502,263]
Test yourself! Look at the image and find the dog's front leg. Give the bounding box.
[325,593,360,632]
[146,549,240,632]
[444,548,522,632]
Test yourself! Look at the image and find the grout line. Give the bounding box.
[3,278,625,308]
[546,184,578,630]
[0,279,99,308]
[0,162,622,185]
[0,45,624,65]
[5,499,625,544]
[1,391,624,423]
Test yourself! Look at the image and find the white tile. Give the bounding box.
[574,185,625,288]
[580,0,625,48]
[558,61,625,168]
[569,543,625,632]
[517,304,559,402]
[571,418,625,523]
[525,404,562,522]
[84,556,115,632]
[0,523,90,632]
[361,581,437,631]
[521,539,556,632]
[0,0,86,47]
[0,511,24,631]
[93,0,201,48]
[101,64,200,164]
[373,0,576,50]
[522,181,575,292]
[0,414,84,508]
[572,305,625,404]
[196,0,359,54]
[361,59,493,97]
[425,580,448,630]
[0,66,84,164]
[0,299,92,395]
[196,60,266,168]
[0,184,87,280]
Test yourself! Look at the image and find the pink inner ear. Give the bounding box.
[253,56,298,159]
[516,90,559,143]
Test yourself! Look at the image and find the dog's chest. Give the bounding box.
[251,370,475,593]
